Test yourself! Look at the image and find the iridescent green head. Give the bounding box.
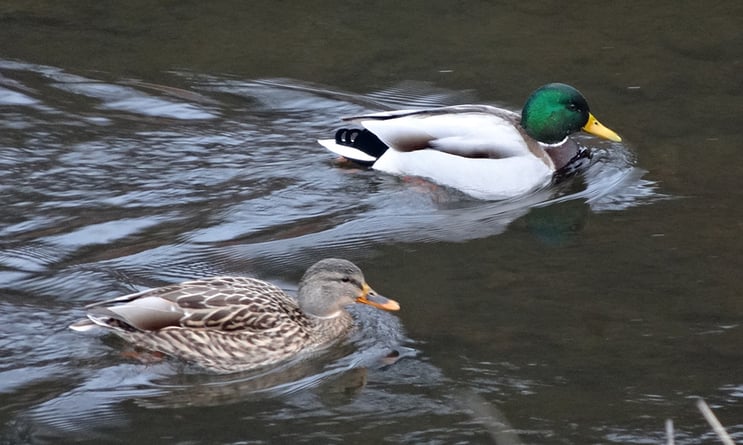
[520,83,621,144]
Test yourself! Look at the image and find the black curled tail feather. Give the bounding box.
[335,129,389,160]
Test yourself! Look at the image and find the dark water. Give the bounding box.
[1,1,742,444]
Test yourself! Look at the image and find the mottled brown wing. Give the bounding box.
[167,277,307,333]
[88,276,307,334]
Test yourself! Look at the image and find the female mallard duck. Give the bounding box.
[70,258,400,373]
[318,83,622,200]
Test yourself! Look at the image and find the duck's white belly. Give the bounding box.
[373,149,553,200]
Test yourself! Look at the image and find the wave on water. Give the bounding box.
[0,59,667,442]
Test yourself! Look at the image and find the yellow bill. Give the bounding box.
[582,113,622,142]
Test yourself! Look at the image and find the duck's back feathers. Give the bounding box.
[73,277,307,335]
[345,105,532,160]
[342,105,517,122]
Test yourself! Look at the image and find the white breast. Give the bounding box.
[373,149,553,200]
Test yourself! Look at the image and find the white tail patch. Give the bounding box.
[69,318,99,332]
[318,139,378,163]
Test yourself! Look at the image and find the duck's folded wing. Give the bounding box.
[87,296,185,331]
[72,277,300,333]
[349,106,531,159]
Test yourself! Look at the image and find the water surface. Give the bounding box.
[1,2,742,444]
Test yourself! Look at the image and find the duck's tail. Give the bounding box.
[318,129,389,166]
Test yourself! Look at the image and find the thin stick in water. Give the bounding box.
[665,418,675,445]
[696,398,735,445]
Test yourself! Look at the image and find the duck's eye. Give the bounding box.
[341,277,351,283]
[567,103,578,111]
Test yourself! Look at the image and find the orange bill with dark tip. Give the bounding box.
[356,283,400,311]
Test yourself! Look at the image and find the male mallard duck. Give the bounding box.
[318,83,621,200]
[70,258,400,373]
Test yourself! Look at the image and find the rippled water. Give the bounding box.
[2,2,743,444]
[0,59,658,444]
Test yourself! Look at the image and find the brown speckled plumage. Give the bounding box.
[70,259,400,373]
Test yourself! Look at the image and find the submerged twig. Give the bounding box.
[696,398,735,445]
[458,389,524,445]
[665,418,675,445]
